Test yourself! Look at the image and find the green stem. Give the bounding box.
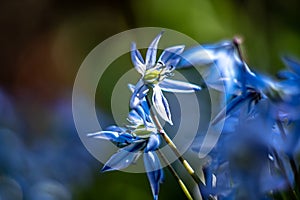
[157,150,194,200]
[145,95,204,186]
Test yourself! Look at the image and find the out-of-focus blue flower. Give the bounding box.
[178,40,250,96]
[0,93,97,200]
[88,99,164,200]
[272,56,300,120]
[191,52,300,199]
[177,40,270,125]
[195,98,296,199]
[130,32,201,125]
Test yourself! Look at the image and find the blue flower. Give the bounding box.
[271,56,300,120]
[88,100,164,200]
[178,40,271,125]
[130,32,201,125]
[178,40,249,97]
[195,99,295,199]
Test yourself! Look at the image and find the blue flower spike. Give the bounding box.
[130,32,201,125]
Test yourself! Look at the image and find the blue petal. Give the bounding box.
[277,70,299,80]
[130,80,149,108]
[159,78,201,93]
[128,83,152,124]
[177,41,232,68]
[146,32,163,68]
[145,134,160,152]
[158,45,185,67]
[135,105,152,125]
[152,85,173,125]
[282,56,300,76]
[211,91,259,125]
[101,150,137,172]
[128,109,144,125]
[87,130,136,144]
[131,42,146,75]
[177,46,214,68]
[102,142,146,172]
[144,151,164,200]
[127,83,135,93]
[106,125,126,132]
[177,40,250,100]
[87,131,119,141]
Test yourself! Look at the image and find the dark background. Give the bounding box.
[0,0,300,199]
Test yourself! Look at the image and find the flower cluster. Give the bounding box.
[90,33,300,200]
[184,40,300,199]
[89,33,201,200]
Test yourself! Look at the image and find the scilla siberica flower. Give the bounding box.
[178,39,271,124]
[187,39,300,199]
[130,32,201,125]
[88,93,164,200]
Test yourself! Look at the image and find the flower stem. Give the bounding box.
[145,95,204,187]
[157,149,194,200]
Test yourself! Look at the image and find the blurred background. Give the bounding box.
[0,0,300,199]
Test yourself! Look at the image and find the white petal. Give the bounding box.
[159,79,201,93]
[131,43,146,75]
[146,32,163,68]
[152,85,173,125]
[87,131,119,140]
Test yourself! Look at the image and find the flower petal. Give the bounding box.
[282,56,300,76]
[277,70,299,80]
[127,109,144,125]
[159,78,201,93]
[158,45,185,67]
[211,91,259,125]
[127,83,135,93]
[131,42,146,75]
[87,131,119,141]
[143,151,164,200]
[106,125,126,132]
[128,83,152,125]
[102,142,146,172]
[152,85,173,125]
[88,130,136,145]
[144,134,160,152]
[146,32,163,68]
[177,44,221,68]
[129,80,149,108]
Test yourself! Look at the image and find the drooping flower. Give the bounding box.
[194,98,296,199]
[130,32,201,125]
[191,52,300,199]
[88,96,164,200]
